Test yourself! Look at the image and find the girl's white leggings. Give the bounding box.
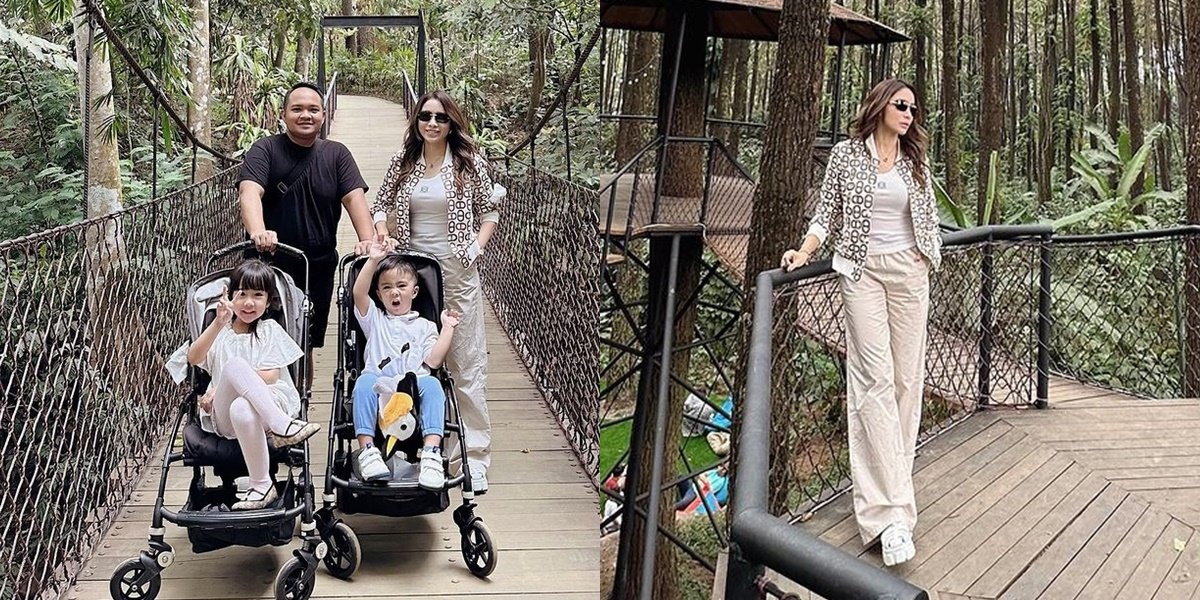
[211,357,293,493]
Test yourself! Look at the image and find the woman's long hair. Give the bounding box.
[849,78,929,189]
[398,90,481,188]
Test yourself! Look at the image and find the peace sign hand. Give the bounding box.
[215,287,235,325]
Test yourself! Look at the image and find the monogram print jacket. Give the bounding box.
[372,150,503,267]
[805,136,942,281]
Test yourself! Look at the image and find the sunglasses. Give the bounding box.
[417,110,451,124]
[889,100,919,114]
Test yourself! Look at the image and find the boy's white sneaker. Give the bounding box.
[880,522,916,566]
[354,446,390,482]
[418,448,445,490]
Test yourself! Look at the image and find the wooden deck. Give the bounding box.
[767,377,1200,600]
[598,171,757,278]
[68,95,599,599]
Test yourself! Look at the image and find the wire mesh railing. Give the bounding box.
[765,229,1050,517]
[480,159,601,480]
[0,167,242,599]
[1049,228,1200,399]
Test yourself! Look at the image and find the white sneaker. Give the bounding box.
[467,460,488,495]
[880,522,916,566]
[355,446,390,482]
[418,448,445,490]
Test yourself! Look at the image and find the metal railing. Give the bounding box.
[322,71,339,138]
[0,168,243,599]
[726,224,1056,599]
[481,160,601,479]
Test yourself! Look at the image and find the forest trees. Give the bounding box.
[741,0,830,514]
[1184,0,1200,395]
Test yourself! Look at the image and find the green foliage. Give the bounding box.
[1051,122,1182,232]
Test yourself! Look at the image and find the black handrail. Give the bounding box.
[726,224,1055,600]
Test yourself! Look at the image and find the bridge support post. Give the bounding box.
[977,242,994,406]
[612,225,704,600]
[1036,234,1052,408]
[722,542,764,600]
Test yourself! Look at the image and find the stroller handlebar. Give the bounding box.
[207,240,310,270]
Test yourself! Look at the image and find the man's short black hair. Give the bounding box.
[284,82,325,108]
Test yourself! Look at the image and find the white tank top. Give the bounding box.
[408,174,453,260]
[867,168,917,255]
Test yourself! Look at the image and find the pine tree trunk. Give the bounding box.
[1037,0,1058,206]
[295,31,312,78]
[941,0,963,205]
[914,0,928,106]
[736,0,829,516]
[614,31,659,167]
[979,0,1008,223]
[187,0,214,181]
[1182,0,1200,396]
[1122,0,1147,205]
[341,0,357,54]
[714,39,750,173]
[74,4,123,224]
[1090,0,1102,142]
[1154,0,1173,190]
[525,23,548,131]
[1108,0,1122,140]
[272,26,286,69]
[657,6,706,199]
[1066,0,1077,160]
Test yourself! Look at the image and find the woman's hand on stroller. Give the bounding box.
[441,309,462,329]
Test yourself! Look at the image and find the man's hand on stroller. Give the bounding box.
[441,309,462,329]
[250,229,278,253]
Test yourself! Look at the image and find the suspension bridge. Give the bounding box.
[0,3,602,592]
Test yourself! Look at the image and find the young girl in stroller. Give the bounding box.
[174,258,322,509]
[351,241,460,488]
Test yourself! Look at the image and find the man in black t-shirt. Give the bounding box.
[238,82,376,355]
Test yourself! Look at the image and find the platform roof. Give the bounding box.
[599,0,911,45]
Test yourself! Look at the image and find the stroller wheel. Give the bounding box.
[109,557,161,600]
[460,520,497,578]
[274,556,315,600]
[322,521,362,579]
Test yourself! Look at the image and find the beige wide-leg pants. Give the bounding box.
[440,258,492,473]
[841,247,930,544]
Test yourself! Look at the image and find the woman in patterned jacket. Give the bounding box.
[371,89,505,493]
[780,78,942,567]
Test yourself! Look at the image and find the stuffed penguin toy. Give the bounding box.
[373,363,421,461]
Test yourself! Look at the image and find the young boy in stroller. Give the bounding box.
[349,241,459,488]
[315,246,496,580]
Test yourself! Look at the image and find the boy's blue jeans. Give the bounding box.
[353,372,446,438]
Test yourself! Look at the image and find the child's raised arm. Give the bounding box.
[353,241,388,316]
[188,291,233,365]
[424,309,461,370]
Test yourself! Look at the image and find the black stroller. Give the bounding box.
[109,242,326,600]
[313,251,496,579]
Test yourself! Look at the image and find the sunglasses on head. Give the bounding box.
[417,110,451,124]
[889,100,918,114]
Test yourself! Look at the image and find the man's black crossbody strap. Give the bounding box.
[275,139,324,196]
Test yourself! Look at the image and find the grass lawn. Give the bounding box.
[599,419,723,482]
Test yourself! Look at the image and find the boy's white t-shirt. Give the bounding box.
[354,303,439,376]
